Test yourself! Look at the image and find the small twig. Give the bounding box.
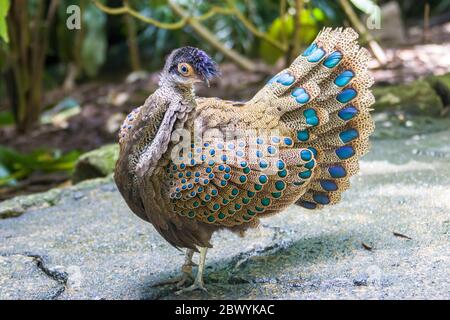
[224,0,287,52]
[361,242,373,251]
[423,2,430,43]
[393,231,412,240]
[92,0,234,30]
[338,0,388,66]
[92,0,188,30]
[168,0,258,72]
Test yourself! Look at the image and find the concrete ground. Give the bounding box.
[0,127,449,300]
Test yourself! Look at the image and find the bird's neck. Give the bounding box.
[132,83,197,177]
[158,75,197,101]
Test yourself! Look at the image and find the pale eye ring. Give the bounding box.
[177,63,193,76]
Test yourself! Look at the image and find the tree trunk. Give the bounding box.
[5,0,59,133]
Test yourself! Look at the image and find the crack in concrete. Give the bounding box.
[0,252,68,299]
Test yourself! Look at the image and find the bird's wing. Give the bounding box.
[164,27,374,227]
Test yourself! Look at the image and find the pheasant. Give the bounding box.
[114,27,375,293]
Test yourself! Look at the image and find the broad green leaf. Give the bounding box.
[0,0,10,43]
[0,146,82,186]
[259,8,327,65]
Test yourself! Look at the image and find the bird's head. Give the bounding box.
[161,46,219,88]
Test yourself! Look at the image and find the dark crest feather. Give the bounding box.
[167,46,219,80]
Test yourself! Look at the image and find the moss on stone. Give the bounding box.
[373,80,443,116]
[72,144,119,184]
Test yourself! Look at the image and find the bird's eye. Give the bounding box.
[177,63,194,76]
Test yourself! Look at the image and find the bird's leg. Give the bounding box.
[175,247,208,294]
[152,249,195,288]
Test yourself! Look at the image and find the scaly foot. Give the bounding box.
[175,247,208,295]
[175,279,207,295]
[152,249,195,288]
[152,271,193,288]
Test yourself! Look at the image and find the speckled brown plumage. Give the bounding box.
[114,28,375,291]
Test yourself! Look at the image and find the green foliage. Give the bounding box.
[0,110,14,126]
[0,0,10,43]
[259,8,326,65]
[0,147,82,187]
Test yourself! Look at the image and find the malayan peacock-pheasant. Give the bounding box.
[114,27,375,293]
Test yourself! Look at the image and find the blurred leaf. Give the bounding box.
[0,147,82,187]
[81,2,107,77]
[0,0,10,43]
[259,8,326,64]
[350,0,381,24]
[0,110,14,126]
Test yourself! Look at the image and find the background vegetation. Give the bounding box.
[0,0,449,198]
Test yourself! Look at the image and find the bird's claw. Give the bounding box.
[152,272,193,288]
[175,280,207,295]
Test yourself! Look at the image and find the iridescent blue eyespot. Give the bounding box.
[338,106,358,121]
[259,159,269,169]
[307,47,326,62]
[299,170,311,179]
[292,87,310,104]
[328,165,346,178]
[337,88,357,103]
[339,129,359,143]
[313,194,330,205]
[323,51,343,68]
[303,43,318,56]
[300,150,312,161]
[276,159,285,170]
[308,147,318,157]
[278,169,287,178]
[334,70,355,87]
[304,160,315,169]
[283,137,293,146]
[261,198,271,206]
[275,181,285,191]
[276,73,295,86]
[267,146,277,154]
[336,146,355,159]
[296,130,309,141]
[320,180,338,191]
[259,175,268,184]
[299,200,317,209]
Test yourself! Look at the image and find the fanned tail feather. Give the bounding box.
[256,27,375,210]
